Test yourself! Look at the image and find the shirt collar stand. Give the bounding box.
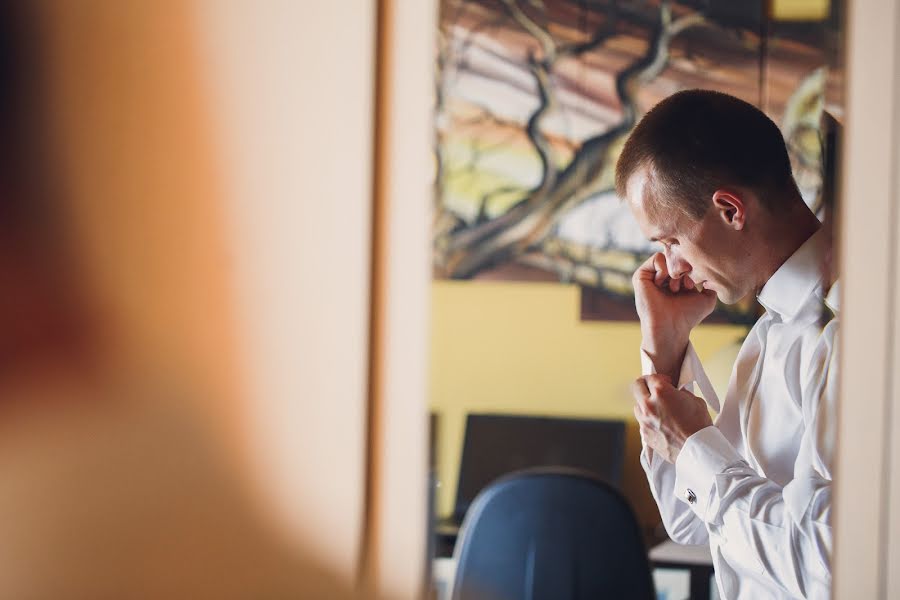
[757,228,826,321]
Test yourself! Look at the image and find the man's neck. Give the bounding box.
[754,206,821,294]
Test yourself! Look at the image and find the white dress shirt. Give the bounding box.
[640,229,838,600]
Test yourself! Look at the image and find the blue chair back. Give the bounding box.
[452,468,655,600]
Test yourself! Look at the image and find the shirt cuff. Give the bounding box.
[639,343,720,413]
[674,426,744,520]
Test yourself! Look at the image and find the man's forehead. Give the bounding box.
[625,169,669,239]
[624,166,652,203]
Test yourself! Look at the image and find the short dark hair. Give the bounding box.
[615,89,799,219]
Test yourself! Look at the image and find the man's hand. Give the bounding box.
[633,253,717,380]
[632,374,713,464]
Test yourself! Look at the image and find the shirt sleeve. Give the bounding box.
[639,341,716,545]
[672,320,838,598]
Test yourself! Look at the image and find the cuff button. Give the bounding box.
[685,489,697,505]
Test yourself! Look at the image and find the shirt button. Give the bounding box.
[685,489,697,504]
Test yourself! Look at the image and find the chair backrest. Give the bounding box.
[452,468,655,600]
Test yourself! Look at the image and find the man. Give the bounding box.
[617,89,837,599]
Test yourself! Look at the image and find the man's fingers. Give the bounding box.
[644,374,673,393]
[634,382,661,429]
[640,424,657,438]
[637,375,672,421]
[634,252,664,283]
[634,399,658,420]
[669,276,682,293]
[634,404,659,429]
[631,377,651,402]
[640,424,663,448]
[633,404,647,424]
[683,276,696,290]
[652,252,667,273]
[633,400,647,418]
[653,253,669,287]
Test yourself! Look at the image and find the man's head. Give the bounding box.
[616,89,813,304]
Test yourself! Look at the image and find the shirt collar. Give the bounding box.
[757,228,826,321]
[825,280,840,313]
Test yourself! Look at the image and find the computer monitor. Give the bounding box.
[452,414,626,523]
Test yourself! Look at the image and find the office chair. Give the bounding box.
[451,468,655,600]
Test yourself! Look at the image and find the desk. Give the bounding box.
[649,540,716,600]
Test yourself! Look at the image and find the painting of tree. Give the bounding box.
[433,0,843,322]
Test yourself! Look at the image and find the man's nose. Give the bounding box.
[664,249,690,279]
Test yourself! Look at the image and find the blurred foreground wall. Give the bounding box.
[0,1,432,598]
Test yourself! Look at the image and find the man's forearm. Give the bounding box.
[640,324,689,382]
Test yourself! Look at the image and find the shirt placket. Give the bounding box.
[740,317,775,474]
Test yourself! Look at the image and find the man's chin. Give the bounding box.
[706,285,736,305]
[699,282,723,302]
[699,282,740,305]
[717,293,737,305]
[717,289,751,306]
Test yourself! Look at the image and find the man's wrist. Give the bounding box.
[641,321,691,352]
[641,336,689,357]
[640,328,689,382]
[640,327,689,359]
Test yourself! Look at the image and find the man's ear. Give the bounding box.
[711,189,745,231]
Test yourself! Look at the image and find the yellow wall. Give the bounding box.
[429,279,745,529]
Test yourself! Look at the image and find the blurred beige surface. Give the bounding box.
[0,391,356,599]
[0,0,409,597]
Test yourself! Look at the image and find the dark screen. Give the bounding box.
[453,414,626,520]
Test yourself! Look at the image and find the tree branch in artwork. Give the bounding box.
[436,0,711,279]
